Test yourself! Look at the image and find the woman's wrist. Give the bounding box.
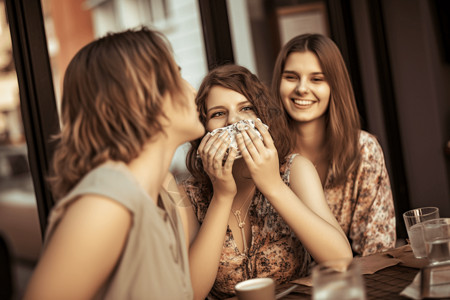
[210,191,235,206]
[258,178,286,200]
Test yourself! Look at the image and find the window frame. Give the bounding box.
[5,0,60,237]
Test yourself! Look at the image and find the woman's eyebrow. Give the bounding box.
[283,70,325,76]
[206,105,224,113]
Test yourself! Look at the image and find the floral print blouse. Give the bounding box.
[182,154,312,300]
[324,130,396,256]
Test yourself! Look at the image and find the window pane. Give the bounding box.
[43,0,208,180]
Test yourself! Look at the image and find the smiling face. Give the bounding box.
[205,86,258,132]
[279,51,330,124]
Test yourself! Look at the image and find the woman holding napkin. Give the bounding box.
[179,64,352,300]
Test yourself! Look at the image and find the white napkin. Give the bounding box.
[209,119,268,159]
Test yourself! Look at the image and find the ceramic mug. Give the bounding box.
[235,277,276,300]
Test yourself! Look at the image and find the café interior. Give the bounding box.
[0,0,448,299]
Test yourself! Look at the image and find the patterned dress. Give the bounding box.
[182,154,312,300]
[324,130,396,256]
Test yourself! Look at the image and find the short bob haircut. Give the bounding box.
[50,27,185,199]
[186,64,292,196]
[271,34,361,186]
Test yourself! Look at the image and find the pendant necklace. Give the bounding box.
[231,185,255,254]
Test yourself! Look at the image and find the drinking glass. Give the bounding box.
[403,207,440,258]
[312,258,366,300]
[422,218,450,264]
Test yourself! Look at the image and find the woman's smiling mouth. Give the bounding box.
[292,98,316,106]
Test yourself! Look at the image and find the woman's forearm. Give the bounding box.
[264,181,352,262]
[188,194,233,300]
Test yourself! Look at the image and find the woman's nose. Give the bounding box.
[296,80,309,95]
[226,112,243,126]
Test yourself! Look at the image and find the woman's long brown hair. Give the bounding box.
[186,64,292,197]
[50,27,184,199]
[271,34,361,186]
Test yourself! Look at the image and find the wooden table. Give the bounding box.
[227,246,429,299]
[275,264,419,299]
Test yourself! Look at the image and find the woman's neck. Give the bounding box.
[292,117,327,164]
[231,158,255,202]
[127,138,177,202]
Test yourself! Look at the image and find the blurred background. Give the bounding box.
[0,0,449,299]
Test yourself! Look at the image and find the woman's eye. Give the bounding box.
[282,74,298,81]
[312,77,325,82]
[242,106,254,112]
[210,111,224,118]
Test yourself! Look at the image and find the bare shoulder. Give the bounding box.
[69,194,131,216]
[24,194,132,300]
[288,154,321,187]
[59,194,132,239]
[290,154,316,174]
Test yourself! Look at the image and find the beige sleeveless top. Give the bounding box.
[44,162,193,300]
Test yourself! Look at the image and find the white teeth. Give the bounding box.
[294,99,314,105]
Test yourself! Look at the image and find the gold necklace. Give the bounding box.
[231,185,255,253]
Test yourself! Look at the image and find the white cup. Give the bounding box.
[312,258,366,300]
[235,277,275,300]
[403,207,440,258]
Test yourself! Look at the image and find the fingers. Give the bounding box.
[239,130,259,159]
[236,121,267,159]
[254,118,274,148]
[198,130,235,175]
[197,132,211,156]
[236,120,279,167]
[223,147,237,170]
[201,131,228,160]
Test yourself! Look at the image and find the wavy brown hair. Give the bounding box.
[271,34,361,186]
[50,27,184,199]
[186,64,292,196]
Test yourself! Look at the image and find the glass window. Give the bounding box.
[43,0,208,180]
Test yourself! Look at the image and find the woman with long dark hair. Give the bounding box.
[271,33,396,256]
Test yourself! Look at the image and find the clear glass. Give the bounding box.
[403,207,440,258]
[422,218,450,264]
[312,258,366,300]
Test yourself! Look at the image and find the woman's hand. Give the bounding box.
[197,131,238,197]
[235,119,283,194]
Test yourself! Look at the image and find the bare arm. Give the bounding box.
[188,192,234,300]
[24,195,131,300]
[181,132,238,300]
[272,156,352,262]
[237,119,352,262]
